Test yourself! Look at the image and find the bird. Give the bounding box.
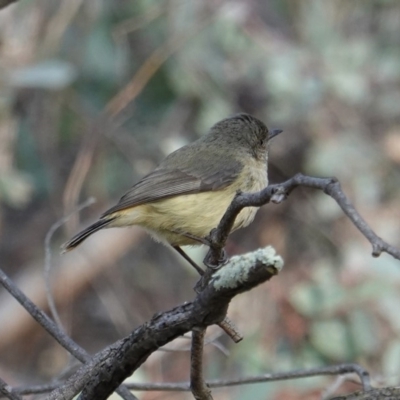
[62,113,282,273]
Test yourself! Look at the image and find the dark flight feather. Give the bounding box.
[62,217,115,251]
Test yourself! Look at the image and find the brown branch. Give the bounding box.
[217,318,243,343]
[205,173,400,266]
[42,247,281,400]
[190,328,213,400]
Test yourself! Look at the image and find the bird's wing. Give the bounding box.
[101,159,243,217]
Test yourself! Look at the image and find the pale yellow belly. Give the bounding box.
[111,162,268,246]
[139,190,256,245]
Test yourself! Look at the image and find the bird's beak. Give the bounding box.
[269,129,283,140]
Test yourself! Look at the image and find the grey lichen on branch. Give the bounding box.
[211,247,283,290]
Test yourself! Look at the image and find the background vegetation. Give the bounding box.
[1,1,400,399]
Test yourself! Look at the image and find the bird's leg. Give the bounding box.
[173,245,214,294]
[172,229,228,270]
[174,246,243,342]
[202,227,229,269]
[171,230,210,246]
[172,246,205,276]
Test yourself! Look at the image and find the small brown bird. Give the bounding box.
[62,113,281,271]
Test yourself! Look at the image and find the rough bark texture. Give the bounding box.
[331,387,400,400]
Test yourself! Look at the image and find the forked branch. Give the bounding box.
[205,174,400,266]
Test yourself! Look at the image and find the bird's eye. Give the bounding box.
[260,139,266,146]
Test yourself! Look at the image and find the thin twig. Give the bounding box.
[0,378,23,400]
[321,374,348,400]
[44,197,96,327]
[217,318,243,343]
[0,269,87,360]
[7,362,371,397]
[190,328,213,400]
[204,363,371,392]
[159,331,226,352]
[0,268,137,400]
[5,383,61,397]
[206,173,400,266]
[128,363,370,392]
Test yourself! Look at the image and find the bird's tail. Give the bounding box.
[61,217,115,253]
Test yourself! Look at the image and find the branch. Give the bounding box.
[217,318,243,343]
[8,362,372,397]
[190,328,213,400]
[330,387,400,399]
[0,378,22,400]
[205,173,400,266]
[44,198,96,328]
[43,247,282,400]
[0,268,137,400]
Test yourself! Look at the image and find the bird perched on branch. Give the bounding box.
[62,113,282,272]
